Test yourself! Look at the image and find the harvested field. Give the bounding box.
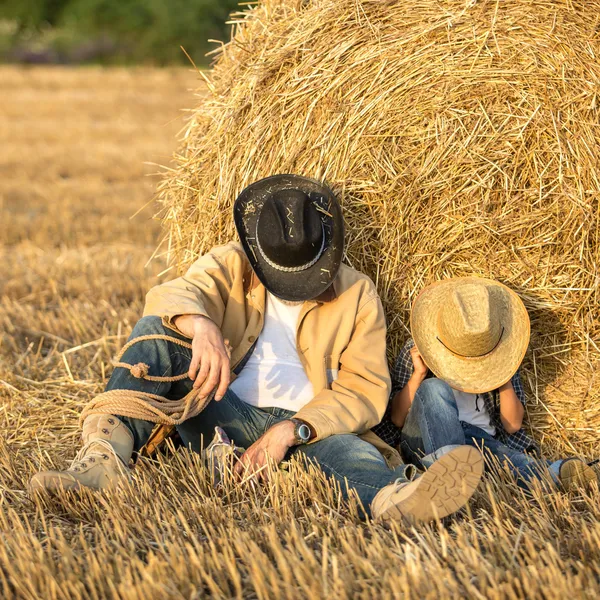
[1,61,600,600]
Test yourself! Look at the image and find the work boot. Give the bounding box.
[202,426,244,486]
[371,446,483,522]
[29,414,134,494]
[558,458,597,493]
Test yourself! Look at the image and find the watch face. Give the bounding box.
[298,423,311,442]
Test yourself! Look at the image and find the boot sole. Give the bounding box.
[379,446,484,523]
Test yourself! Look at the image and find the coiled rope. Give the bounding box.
[79,334,217,427]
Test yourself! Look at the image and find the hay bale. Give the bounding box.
[158,0,600,455]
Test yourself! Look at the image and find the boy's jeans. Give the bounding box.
[105,316,414,516]
[399,378,561,488]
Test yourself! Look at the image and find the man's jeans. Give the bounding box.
[105,316,413,516]
[400,378,562,489]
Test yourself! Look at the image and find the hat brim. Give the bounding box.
[411,277,530,393]
[234,175,344,301]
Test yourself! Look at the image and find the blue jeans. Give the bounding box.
[400,378,562,489]
[105,316,413,516]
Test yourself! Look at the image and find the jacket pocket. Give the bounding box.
[324,355,340,388]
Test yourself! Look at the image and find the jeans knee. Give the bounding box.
[131,315,166,338]
[414,378,457,413]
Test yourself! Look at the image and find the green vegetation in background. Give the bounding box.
[0,0,242,65]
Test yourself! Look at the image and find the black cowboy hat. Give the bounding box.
[233,174,344,301]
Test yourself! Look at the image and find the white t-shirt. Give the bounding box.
[452,388,496,436]
[229,293,314,410]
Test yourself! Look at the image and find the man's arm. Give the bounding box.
[294,293,391,440]
[143,243,244,400]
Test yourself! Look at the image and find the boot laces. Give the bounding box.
[70,438,128,476]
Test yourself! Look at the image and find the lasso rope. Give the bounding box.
[79,334,216,427]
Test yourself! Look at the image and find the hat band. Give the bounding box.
[436,326,505,359]
[255,224,326,273]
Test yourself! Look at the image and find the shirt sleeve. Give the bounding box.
[143,243,242,328]
[371,338,416,448]
[390,339,415,395]
[510,370,526,405]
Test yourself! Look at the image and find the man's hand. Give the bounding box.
[410,346,429,381]
[234,420,296,480]
[174,314,231,401]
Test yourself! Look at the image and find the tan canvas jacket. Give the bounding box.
[143,242,401,465]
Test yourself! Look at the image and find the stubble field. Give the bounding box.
[1,66,600,599]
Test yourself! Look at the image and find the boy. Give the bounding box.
[373,277,596,491]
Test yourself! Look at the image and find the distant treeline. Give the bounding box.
[0,0,242,65]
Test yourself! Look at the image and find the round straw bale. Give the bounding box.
[158,0,600,456]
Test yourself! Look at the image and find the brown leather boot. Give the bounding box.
[29,415,134,494]
[371,446,483,522]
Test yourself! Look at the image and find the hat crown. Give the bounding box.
[437,284,503,358]
[256,189,324,270]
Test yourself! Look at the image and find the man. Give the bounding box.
[30,175,483,521]
[373,277,596,491]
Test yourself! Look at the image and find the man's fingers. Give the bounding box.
[193,356,211,389]
[234,447,267,480]
[235,451,253,477]
[188,353,201,381]
[189,337,208,380]
[234,457,244,476]
[198,358,221,397]
[215,362,230,401]
[257,454,271,482]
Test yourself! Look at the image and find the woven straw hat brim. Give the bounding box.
[233,174,344,302]
[410,277,530,393]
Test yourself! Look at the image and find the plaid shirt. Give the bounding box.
[372,339,538,453]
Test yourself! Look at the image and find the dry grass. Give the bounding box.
[159,0,600,458]
[1,58,600,600]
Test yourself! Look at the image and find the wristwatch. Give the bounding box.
[289,418,312,446]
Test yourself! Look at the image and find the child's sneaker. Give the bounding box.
[558,458,597,492]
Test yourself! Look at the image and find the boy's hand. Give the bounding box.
[410,346,429,380]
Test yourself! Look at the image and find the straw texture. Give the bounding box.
[157,0,600,456]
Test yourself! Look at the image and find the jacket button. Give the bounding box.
[248,336,256,343]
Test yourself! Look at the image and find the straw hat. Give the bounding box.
[411,277,530,393]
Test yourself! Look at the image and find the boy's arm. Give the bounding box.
[498,373,525,433]
[389,341,428,428]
